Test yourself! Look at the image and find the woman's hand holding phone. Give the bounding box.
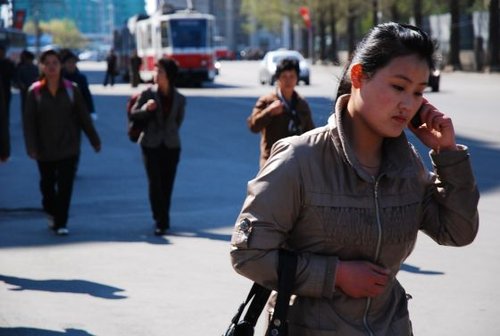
[408,98,458,153]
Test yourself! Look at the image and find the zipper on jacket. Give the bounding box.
[363,177,383,336]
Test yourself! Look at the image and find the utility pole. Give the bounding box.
[307,2,313,61]
[224,0,234,52]
[32,1,41,57]
[108,1,114,44]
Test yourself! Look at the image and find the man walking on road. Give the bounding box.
[103,49,117,86]
[247,58,314,168]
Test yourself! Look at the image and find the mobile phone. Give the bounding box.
[410,105,424,128]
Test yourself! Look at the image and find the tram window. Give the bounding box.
[170,19,207,48]
[139,25,151,49]
[160,21,170,47]
[146,24,153,48]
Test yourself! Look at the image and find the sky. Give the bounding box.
[145,0,156,14]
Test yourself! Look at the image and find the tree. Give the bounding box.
[448,0,462,70]
[328,1,340,64]
[318,8,327,62]
[489,0,500,71]
[240,0,286,35]
[372,0,379,26]
[24,19,88,50]
[414,0,423,27]
[347,2,358,59]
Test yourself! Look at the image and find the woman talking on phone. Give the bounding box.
[230,22,479,335]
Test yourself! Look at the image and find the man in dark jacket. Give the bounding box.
[0,75,9,162]
[129,49,142,87]
[61,50,97,120]
[0,45,15,118]
[247,58,314,168]
[15,49,39,114]
[103,49,117,86]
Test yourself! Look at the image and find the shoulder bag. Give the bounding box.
[222,249,298,336]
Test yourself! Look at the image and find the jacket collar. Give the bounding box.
[328,94,419,181]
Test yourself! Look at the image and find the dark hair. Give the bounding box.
[336,22,437,100]
[276,58,300,78]
[21,49,35,61]
[40,49,61,64]
[60,48,78,63]
[156,58,179,85]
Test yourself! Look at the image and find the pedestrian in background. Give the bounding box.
[22,50,101,236]
[103,48,117,86]
[129,49,142,88]
[61,49,97,120]
[231,22,479,335]
[129,58,186,236]
[0,75,9,163]
[0,45,15,118]
[247,58,314,168]
[15,49,39,114]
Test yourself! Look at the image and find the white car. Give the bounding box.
[259,49,310,86]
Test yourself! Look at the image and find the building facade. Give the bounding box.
[12,0,145,42]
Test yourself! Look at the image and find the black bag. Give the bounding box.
[126,88,153,143]
[223,250,298,336]
[126,92,143,142]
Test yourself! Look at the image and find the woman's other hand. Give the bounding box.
[335,260,391,298]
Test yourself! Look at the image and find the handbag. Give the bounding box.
[126,88,153,142]
[223,250,298,336]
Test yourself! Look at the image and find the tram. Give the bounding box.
[114,4,216,86]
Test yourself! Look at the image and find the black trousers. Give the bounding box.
[36,156,78,229]
[103,71,115,86]
[141,145,180,229]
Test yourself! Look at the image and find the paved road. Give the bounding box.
[1,61,499,335]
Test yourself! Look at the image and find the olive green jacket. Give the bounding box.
[23,80,100,161]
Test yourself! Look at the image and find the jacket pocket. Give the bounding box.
[305,192,379,246]
[388,286,413,336]
[388,314,412,336]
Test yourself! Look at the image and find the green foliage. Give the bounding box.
[23,19,87,49]
[241,0,287,33]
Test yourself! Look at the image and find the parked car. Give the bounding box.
[78,49,106,62]
[259,49,310,86]
[215,46,235,60]
[239,47,264,60]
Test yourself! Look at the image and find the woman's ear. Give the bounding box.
[350,63,364,88]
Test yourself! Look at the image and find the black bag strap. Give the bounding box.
[236,282,271,327]
[267,250,298,336]
[223,250,297,336]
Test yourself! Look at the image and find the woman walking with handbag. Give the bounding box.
[230,22,479,335]
[129,58,186,236]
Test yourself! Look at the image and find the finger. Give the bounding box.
[373,273,390,286]
[433,115,453,132]
[369,263,391,275]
